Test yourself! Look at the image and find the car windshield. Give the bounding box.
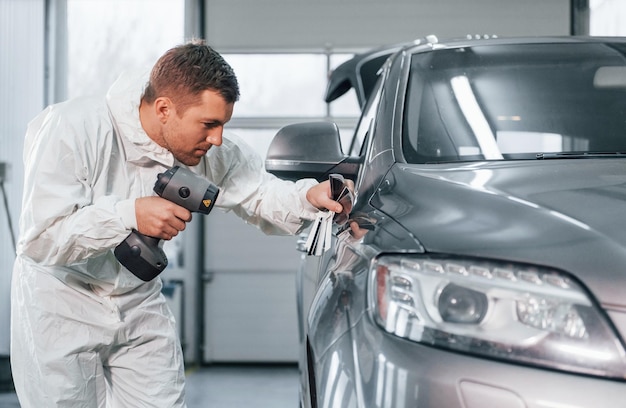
[402,42,626,163]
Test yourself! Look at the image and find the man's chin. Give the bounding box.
[177,156,202,166]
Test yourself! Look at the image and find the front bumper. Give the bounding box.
[313,314,626,408]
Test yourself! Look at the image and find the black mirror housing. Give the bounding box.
[265,122,360,182]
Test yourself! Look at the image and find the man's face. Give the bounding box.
[162,89,234,166]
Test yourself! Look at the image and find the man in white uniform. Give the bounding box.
[10,39,344,407]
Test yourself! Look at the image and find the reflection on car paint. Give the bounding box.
[374,353,410,408]
[321,351,357,408]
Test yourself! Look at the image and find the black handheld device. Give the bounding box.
[114,166,219,281]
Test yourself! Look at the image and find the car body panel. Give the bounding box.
[376,161,626,309]
[308,230,626,408]
[268,35,626,407]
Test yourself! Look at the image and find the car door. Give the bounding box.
[293,78,384,408]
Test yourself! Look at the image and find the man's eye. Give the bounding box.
[204,122,219,129]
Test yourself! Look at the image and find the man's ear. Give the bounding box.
[155,97,174,123]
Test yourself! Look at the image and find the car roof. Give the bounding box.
[325,34,626,108]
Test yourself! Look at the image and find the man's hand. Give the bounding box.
[135,196,192,240]
[306,179,355,213]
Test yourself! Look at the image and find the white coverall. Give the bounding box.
[10,71,318,407]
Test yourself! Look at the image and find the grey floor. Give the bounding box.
[0,364,299,407]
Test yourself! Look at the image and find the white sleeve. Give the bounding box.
[202,132,320,236]
[17,104,133,266]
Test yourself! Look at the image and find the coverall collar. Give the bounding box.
[106,69,175,168]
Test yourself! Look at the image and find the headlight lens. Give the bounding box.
[438,284,488,324]
[370,255,626,378]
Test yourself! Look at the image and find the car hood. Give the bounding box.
[372,159,626,307]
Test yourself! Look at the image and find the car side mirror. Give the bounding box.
[265,122,360,181]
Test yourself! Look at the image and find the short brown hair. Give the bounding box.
[143,39,240,114]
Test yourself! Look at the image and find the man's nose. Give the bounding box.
[206,128,223,146]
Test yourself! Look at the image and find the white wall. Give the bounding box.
[0,0,46,356]
[202,211,301,363]
[205,0,570,52]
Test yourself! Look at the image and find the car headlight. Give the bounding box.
[370,255,626,379]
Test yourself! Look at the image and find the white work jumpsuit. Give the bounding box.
[10,71,318,407]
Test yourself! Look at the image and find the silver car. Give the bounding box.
[266,35,626,408]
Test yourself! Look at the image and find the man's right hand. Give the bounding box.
[134,196,192,240]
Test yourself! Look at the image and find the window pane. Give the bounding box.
[225,54,327,117]
[590,0,626,36]
[67,0,184,99]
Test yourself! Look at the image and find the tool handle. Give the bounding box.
[113,230,168,281]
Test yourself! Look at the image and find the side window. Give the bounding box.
[352,78,384,194]
[349,77,383,157]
